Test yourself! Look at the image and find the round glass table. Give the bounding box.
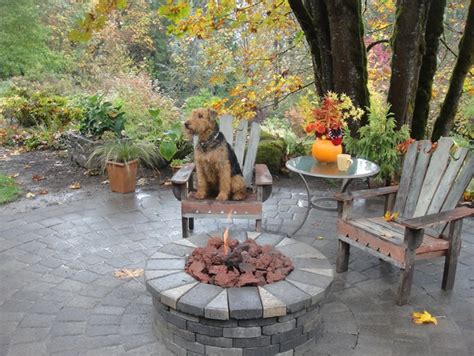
[286,156,380,236]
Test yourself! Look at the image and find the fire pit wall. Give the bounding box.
[146,232,334,356]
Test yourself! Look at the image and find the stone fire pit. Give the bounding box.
[146,231,334,355]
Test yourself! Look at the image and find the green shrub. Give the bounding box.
[182,89,222,115]
[344,95,410,182]
[256,132,287,174]
[0,87,82,128]
[79,95,125,138]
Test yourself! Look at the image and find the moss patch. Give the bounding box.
[0,173,21,204]
[256,132,287,174]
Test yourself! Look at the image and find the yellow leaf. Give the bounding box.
[9,172,20,178]
[69,182,81,189]
[26,192,36,199]
[384,211,399,222]
[113,268,144,279]
[411,310,438,325]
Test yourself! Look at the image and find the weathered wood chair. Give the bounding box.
[335,137,473,305]
[171,115,273,237]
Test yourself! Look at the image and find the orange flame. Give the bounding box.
[223,227,229,255]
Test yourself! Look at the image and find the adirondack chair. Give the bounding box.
[335,137,473,305]
[171,115,273,237]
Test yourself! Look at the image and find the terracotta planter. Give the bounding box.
[106,160,138,194]
[312,138,342,163]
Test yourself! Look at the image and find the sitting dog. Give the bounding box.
[184,108,246,201]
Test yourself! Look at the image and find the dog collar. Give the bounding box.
[198,126,222,152]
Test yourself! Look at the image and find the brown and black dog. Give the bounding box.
[184,108,246,201]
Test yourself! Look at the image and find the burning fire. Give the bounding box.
[223,227,229,255]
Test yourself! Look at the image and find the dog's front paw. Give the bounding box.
[216,193,229,201]
[195,191,206,200]
[232,192,246,201]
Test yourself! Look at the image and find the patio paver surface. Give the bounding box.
[0,178,473,356]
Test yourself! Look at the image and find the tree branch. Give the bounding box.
[260,81,315,110]
[366,39,390,52]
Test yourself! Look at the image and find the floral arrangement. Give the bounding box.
[304,92,364,146]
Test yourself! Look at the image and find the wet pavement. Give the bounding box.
[0,177,473,356]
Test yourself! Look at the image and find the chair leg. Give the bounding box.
[189,218,194,231]
[336,239,350,273]
[397,265,415,306]
[442,219,463,291]
[255,219,262,232]
[182,217,189,238]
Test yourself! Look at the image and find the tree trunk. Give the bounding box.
[411,0,446,139]
[431,0,474,142]
[326,0,370,130]
[387,0,432,129]
[289,0,333,97]
[289,0,369,133]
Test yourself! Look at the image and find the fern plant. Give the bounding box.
[344,96,410,183]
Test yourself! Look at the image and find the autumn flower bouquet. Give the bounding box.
[304,92,364,146]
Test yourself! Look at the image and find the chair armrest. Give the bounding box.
[171,163,195,185]
[335,185,399,202]
[400,206,473,230]
[255,164,273,186]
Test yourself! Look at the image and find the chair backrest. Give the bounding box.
[219,115,261,187]
[393,137,473,234]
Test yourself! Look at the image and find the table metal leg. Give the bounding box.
[290,173,312,237]
[290,177,354,237]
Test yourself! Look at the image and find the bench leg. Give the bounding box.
[255,219,262,232]
[397,265,415,306]
[442,219,462,291]
[336,239,350,273]
[182,217,189,238]
[189,218,194,231]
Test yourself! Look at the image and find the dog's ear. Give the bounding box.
[208,108,218,121]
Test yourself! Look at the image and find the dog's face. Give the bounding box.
[184,108,218,138]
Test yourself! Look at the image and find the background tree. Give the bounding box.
[411,0,447,139]
[0,0,60,79]
[386,0,432,130]
[288,0,370,131]
[432,0,473,141]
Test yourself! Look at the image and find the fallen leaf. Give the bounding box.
[69,182,81,189]
[0,154,11,161]
[113,268,144,279]
[161,178,172,186]
[9,172,20,178]
[101,179,109,185]
[384,211,399,222]
[32,174,46,182]
[26,192,36,198]
[316,236,325,240]
[137,178,147,186]
[9,149,21,156]
[412,310,438,325]
[24,164,31,169]
[38,189,49,195]
[84,169,99,176]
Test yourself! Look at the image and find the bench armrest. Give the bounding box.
[335,185,399,202]
[255,164,273,186]
[171,163,195,185]
[400,206,473,230]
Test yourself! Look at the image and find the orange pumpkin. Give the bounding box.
[312,138,342,163]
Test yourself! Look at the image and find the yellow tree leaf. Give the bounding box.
[114,268,144,279]
[411,310,438,325]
